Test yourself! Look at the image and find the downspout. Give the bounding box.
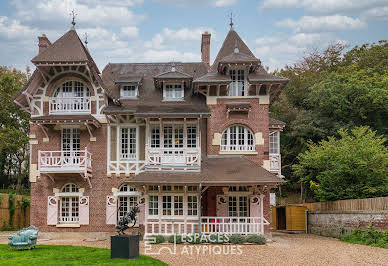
[199,182,202,235]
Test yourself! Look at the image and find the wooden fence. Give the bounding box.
[295,197,388,213]
[0,193,30,229]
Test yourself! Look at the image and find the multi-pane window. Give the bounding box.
[187,195,198,216]
[118,196,138,220]
[59,183,79,224]
[163,124,184,149]
[120,127,136,160]
[269,131,280,154]
[120,184,137,192]
[221,125,254,151]
[174,196,183,215]
[187,125,197,148]
[162,196,172,215]
[148,185,159,192]
[62,128,80,164]
[164,84,183,100]
[228,186,248,192]
[54,81,90,98]
[149,195,158,216]
[228,196,248,217]
[151,126,160,148]
[121,85,137,98]
[229,69,245,96]
[187,186,198,192]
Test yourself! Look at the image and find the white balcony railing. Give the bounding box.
[144,216,270,236]
[270,154,281,174]
[108,160,146,175]
[147,148,201,166]
[220,144,255,152]
[49,97,91,114]
[38,148,92,174]
[59,216,79,224]
[201,216,269,235]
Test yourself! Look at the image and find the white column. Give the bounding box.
[260,194,264,235]
[136,125,140,172]
[107,124,111,174]
[116,125,120,174]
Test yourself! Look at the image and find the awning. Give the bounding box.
[31,115,101,128]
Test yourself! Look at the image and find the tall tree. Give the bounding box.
[0,66,29,192]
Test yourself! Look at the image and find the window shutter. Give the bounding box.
[138,199,145,225]
[47,196,58,225]
[106,195,117,225]
[250,196,260,217]
[79,196,89,225]
[216,195,227,217]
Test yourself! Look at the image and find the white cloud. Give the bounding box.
[260,0,387,14]
[253,32,342,70]
[276,15,367,33]
[120,26,139,39]
[11,0,145,28]
[78,0,143,6]
[154,0,237,7]
[0,16,37,41]
[364,6,388,21]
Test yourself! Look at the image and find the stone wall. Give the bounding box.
[308,212,388,238]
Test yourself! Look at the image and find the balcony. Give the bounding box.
[38,148,92,175]
[147,148,201,170]
[49,97,91,114]
[220,144,255,152]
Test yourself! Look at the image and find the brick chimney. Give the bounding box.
[201,32,211,67]
[38,34,51,54]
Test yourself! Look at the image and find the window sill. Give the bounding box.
[162,98,184,102]
[56,223,81,228]
[120,96,138,99]
[219,151,258,155]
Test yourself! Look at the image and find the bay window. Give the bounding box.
[221,125,255,152]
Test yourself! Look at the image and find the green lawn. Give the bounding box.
[0,244,167,265]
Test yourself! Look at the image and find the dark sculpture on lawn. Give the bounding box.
[116,204,140,235]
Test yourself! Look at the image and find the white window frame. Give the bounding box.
[187,194,198,217]
[228,195,249,217]
[120,85,138,98]
[117,125,138,161]
[269,131,280,155]
[221,125,255,152]
[229,68,246,96]
[57,183,80,224]
[54,80,90,98]
[163,83,184,100]
[116,184,141,224]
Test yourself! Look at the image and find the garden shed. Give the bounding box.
[272,205,307,232]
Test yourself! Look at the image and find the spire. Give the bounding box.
[229,11,234,29]
[70,10,77,29]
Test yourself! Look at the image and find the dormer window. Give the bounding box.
[164,84,184,100]
[121,85,138,98]
[229,69,246,96]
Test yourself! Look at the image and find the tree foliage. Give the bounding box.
[0,66,30,192]
[293,127,388,201]
[272,41,388,192]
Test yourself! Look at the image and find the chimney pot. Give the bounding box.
[201,32,211,68]
[38,34,51,54]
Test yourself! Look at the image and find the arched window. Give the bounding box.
[50,80,91,114]
[59,183,79,224]
[221,125,255,152]
[54,80,90,98]
[117,184,140,222]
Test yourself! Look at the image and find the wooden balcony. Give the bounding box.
[49,97,91,114]
[108,160,146,175]
[146,148,201,171]
[38,148,92,187]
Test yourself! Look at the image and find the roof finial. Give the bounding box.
[70,10,77,29]
[171,62,176,72]
[84,32,88,48]
[229,11,234,29]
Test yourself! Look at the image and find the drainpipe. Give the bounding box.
[199,182,202,235]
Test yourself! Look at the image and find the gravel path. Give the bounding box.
[1,232,387,265]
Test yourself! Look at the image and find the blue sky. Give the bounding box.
[0,0,387,71]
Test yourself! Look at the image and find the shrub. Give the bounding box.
[340,225,388,249]
[246,235,266,244]
[228,234,245,244]
[168,234,183,244]
[147,235,165,244]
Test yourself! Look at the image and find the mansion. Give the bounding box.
[14,23,288,236]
